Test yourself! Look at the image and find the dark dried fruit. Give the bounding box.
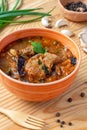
[17,55,25,77]
[70,57,77,65]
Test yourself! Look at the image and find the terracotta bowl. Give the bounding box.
[0,28,81,101]
[58,0,87,22]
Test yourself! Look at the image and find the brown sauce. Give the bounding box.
[0,36,77,83]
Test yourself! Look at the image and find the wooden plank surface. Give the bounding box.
[0,0,87,130]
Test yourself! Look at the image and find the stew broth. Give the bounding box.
[0,36,77,83]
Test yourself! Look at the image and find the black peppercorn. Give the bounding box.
[60,124,63,128]
[80,92,85,97]
[68,122,73,126]
[61,121,66,125]
[67,97,72,103]
[57,119,61,123]
[56,112,61,117]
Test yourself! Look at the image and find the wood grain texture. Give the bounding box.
[0,0,87,130]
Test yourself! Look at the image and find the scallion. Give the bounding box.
[0,0,54,30]
[0,10,51,19]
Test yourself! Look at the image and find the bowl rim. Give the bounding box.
[58,0,87,14]
[0,28,81,87]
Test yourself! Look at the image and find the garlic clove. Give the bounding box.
[78,28,87,53]
[83,47,87,53]
[82,28,87,33]
[80,33,87,47]
[55,19,68,28]
[78,28,87,38]
[61,30,75,37]
[79,39,87,48]
[79,32,87,48]
[41,16,52,28]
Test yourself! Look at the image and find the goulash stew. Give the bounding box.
[0,36,77,83]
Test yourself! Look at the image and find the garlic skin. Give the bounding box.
[79,28,87,54]
[83,47,87,53]
[55,19,68,28]
[81,28,87,33]
[79,34,87,48]
[78,28,87,38]
[78,29,87,48]
[41,16,52,28]
[61,30,75,37]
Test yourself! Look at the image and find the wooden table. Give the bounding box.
[0,0,87,130]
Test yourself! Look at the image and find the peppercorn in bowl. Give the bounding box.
[0,28,81,101]
[58,0,87,22]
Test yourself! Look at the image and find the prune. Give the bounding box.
[17,55,25,77]
[70,57,77,65]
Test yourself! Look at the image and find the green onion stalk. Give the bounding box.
[0,0,54,29]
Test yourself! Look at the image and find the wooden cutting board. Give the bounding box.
[0,0,87,130]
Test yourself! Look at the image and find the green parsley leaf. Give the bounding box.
[31,42,45,54]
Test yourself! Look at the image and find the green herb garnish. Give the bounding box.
[42,65,49,75]
[31,42,45,54]
[38,60,42,65]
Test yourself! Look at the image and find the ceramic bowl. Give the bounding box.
[58,0,87,22]
[0,28,81,101]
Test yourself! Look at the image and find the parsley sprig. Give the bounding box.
[31,42,46,54]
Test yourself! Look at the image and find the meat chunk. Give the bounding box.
[42,52,58,71]
[25,52,57,83]
[19,45,34,57]
[7,50,20,79]
[25,54,45,83]
[9,59,20,79]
